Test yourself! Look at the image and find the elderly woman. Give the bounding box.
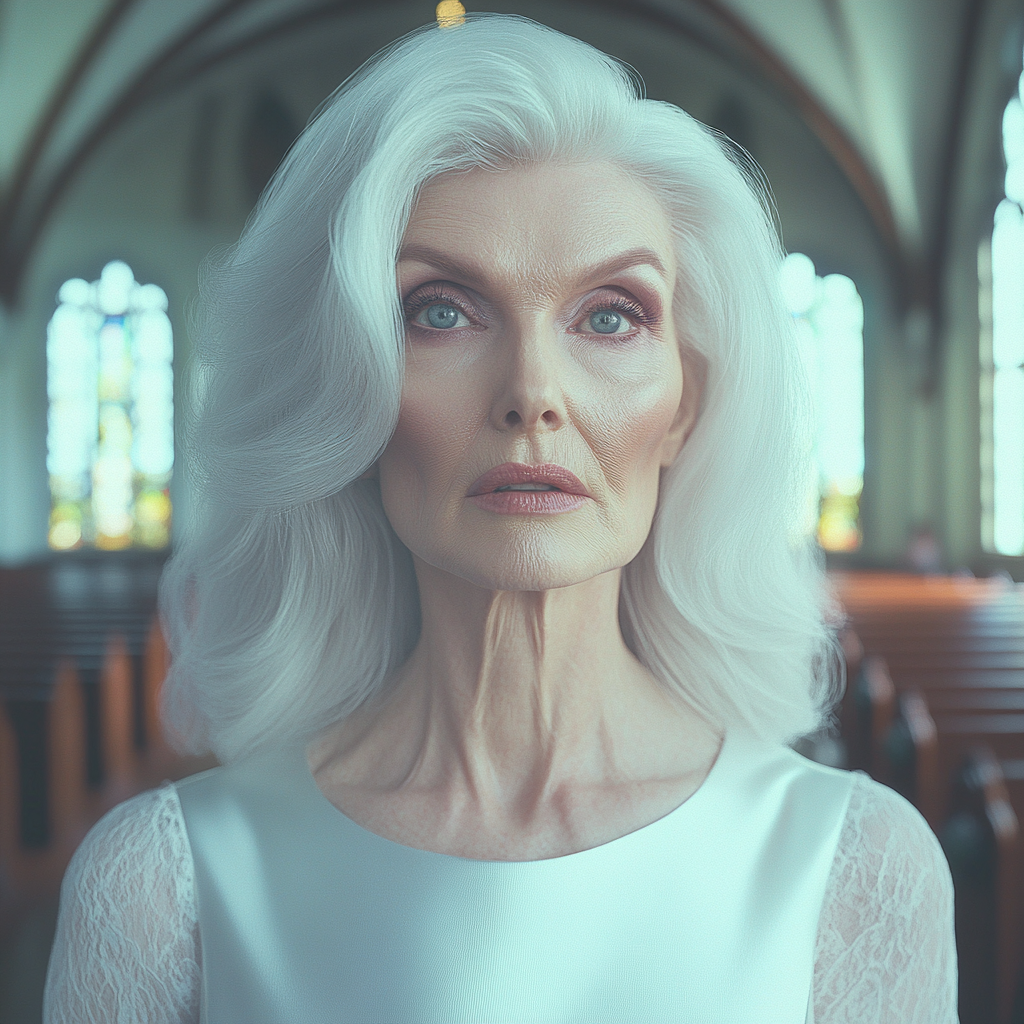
[44,12,957,1024]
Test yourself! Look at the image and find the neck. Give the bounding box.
[365,555,690,809]
[416,556,637,729]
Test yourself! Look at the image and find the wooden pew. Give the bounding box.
[835,628,863,766]
[839,652,943,830]
[99,634,137,803]
[844,654,896,778]
[47,660,88,853]
[0,697,19,927]
[839,625,864,686]
[833,573,1024,1020]
[941,747,1021,1024]
[0,619,218,927]
[138,617,183,782]
[0,666,89,928]
[0,557,222,959]
[879,688,942,831]
[835,569,1024,793]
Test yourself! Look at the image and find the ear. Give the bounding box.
[659,350,706,468]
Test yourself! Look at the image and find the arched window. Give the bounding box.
[781,252,865,552]
[981,49,1024,557]
[46,261,173,551]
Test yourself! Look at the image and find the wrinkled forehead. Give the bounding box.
[399,161,676,294]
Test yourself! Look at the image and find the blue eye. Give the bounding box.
[405,288,476,334]
[589,310,625,334]
[421,303,462,329]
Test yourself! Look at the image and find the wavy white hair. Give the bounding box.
[159,13,843,763]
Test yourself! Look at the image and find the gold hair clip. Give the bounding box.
[436,1,466,28]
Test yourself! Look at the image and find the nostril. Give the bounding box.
[504,410,523,428]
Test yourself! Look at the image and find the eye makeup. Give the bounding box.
[573,293,657,335]
[400,281,661,338]
[402,284,480,327]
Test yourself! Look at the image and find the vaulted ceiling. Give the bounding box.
[0,0,1010,307]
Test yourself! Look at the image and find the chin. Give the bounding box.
[432,534,636,593]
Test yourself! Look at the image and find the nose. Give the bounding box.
[490,320,568,433]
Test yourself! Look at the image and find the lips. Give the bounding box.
[466,463,590,497]
[466,463,591,515]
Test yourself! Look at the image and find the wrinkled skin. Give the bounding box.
[308,161,723,862]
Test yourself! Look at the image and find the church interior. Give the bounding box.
[1,0,1023,1020]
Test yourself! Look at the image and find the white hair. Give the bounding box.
[159,13,843,763]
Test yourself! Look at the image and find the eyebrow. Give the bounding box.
[396,244,671,287]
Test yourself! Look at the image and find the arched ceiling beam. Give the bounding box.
[0,0,912,308]
[0,0,253,307]
[0,0,140,295]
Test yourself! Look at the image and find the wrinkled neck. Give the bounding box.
[387,557,667,794]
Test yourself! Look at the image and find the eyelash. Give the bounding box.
[583,296,654,331]
[402,287,656,334]
[403,286,472,324]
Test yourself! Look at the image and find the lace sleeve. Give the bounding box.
[42,783,201,1024]
[812,772,959,1023]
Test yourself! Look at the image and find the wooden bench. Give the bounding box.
[834,572,1024,1023]
[940,747,1021,1024]
[844,653,895,777]
[0,620,217,913]
[880,688,942,831]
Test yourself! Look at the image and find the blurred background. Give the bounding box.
[0,0,1023,1021]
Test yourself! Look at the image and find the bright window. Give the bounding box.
[781,252,865,552]
[46,261,173,550]
[982,53,1024,556]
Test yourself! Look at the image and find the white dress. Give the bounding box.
[42,726,959,1023]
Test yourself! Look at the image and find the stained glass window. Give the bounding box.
[46,260,173,551]
[781,252,865,552]
[981,51,1024,556]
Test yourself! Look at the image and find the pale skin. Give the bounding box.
[306,160,724,861]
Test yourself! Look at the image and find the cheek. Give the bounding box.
[581,368,684,487]
[377,376,478,511]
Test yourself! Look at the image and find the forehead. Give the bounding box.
[401,161,675,286]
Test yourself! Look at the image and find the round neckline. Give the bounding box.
[294,727,732,864]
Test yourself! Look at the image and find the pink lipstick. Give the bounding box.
[467,462,590,515]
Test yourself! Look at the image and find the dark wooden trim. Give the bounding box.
[682,0,901,257]
[0,0,139,272]
[0,0,258,307]
[161,0,904,263]
[0,0,906,306]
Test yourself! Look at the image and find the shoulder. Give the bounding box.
[60,783,196,940]
[812,773,958,1023]
[67,782,190,876]
[835,772,954,899]
[45,785,201,1024]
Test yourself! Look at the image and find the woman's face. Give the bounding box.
[379,160,698,591]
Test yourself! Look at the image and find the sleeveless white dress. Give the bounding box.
[42,726,960,1023]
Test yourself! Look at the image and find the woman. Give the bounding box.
[44,12,957,1023]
